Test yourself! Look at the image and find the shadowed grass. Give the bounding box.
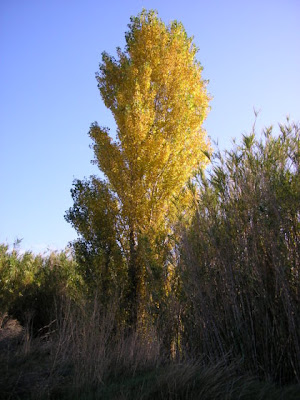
[1,313,299,399]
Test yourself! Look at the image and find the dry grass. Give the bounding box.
[1,302,299,400]
[179,123,300,384]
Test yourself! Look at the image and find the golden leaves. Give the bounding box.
[92,10,211,234]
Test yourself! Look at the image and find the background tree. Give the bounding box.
[68,10,211,326]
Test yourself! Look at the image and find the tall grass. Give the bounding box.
[180,121,300,384]
[0,245,82,333]
[1,297,299,399]
[52,296,160,388]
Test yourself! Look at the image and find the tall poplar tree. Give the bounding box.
[69,10,211,325]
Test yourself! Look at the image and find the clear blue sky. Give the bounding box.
[1,0,299,253]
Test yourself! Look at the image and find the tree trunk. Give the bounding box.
[128,227,138,327]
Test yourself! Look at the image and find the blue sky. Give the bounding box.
[1,0,299,253]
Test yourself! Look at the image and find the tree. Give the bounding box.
[68,10,211,326]
[65,177,126,303]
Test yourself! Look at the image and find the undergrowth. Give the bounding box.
[0,121,299,399]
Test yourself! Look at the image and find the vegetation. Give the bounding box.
[0,244,81,333]
[66,9,211,327]
[179,119,300,384]
[0,9,299,400]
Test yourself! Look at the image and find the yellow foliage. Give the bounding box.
[90,10,211,237]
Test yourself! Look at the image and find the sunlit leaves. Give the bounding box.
[92,9,211,234]
[67,10,211,325]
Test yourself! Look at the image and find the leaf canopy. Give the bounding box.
[90,10,211,234]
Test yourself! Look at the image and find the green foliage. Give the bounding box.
[0,245,82,333]
[180,121,300,383]
[65,177,127,304]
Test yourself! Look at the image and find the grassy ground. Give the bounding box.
[1,317,299,400]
